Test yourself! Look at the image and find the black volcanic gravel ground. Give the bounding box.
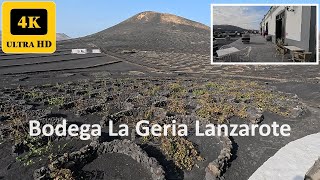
[82,153,153,180]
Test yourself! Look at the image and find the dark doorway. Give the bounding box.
[276,11,286,41]
[265,22,268,35]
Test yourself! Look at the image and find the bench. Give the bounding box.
[293,51,312,62]
[283,46,305,62]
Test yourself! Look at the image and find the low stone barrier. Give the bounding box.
[205,135,233,180]
[34,139,165,180]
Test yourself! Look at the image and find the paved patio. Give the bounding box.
[248,132,320,180]
[215,35,292,62]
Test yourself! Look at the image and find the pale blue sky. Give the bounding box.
[0,0,318,37]
[213,6,270,30]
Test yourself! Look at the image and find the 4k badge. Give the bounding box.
[2,2,56,53]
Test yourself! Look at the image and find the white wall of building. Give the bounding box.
[71,49,88,54]
[92,49,101,53]
[285,6,303,41]
[268,7,277,36]
[261,6,316,55]
[71,49,102,54]
[262,6,303,42]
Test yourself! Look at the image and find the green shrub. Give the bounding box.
[161,133,203,171]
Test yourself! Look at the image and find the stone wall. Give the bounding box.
[205,135,233,180]
[34,139,165,180]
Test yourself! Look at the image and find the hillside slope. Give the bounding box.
[57,33,71,41]
[80,11,210,54]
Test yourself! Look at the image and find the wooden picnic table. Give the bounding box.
[284,46,305,61]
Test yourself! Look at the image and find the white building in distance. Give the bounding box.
[71,49,102,54]
[71,49,88,54]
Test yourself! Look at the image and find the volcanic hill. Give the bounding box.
[79,11,210,54]
[56,33,71,41]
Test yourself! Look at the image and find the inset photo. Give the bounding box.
[211,4,319,65]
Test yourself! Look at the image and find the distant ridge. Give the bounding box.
[57,33,71,41]
[0,32,71,42]
[213,25,248,32]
